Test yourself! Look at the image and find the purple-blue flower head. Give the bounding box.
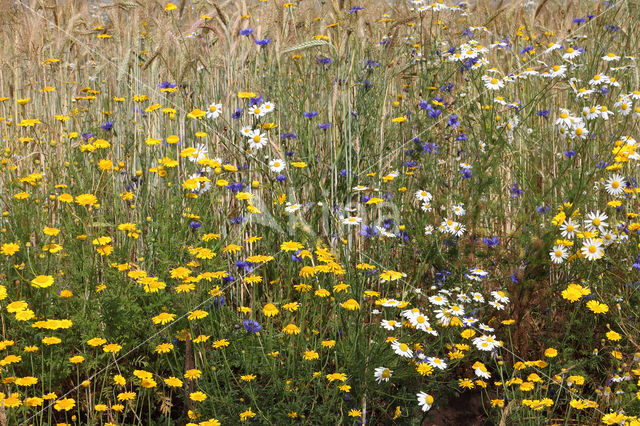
[244,320,262,333]
[255,38,272,46]
[100,120,113,132]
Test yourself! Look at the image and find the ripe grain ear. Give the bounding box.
[535,0,550,18]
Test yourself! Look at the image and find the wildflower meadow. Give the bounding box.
[0,0,639,424]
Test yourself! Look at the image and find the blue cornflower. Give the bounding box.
[276,174,287,182]
[482,237,499,247]
[318,123,331,129]
[348,6,363,13]
[231,108,243,119]
[82,131,94,141]
[361,224,378,238]
[226,182,245,192]
[434,270,451,286]
[510,184,523,198]
[239,28,254,36]
[100,120,113,132]
[249,96,263,106]
[190,221,201,230]
[564,150,576,158]
[537,109,550,118]
[461,27,474,38]
[230,216,245,225]
[157,81,176,89]
[255,38,272,46]
[303,111,319,118]
[461,169,472,179]
[422,142,440,154]
[365,59,379,69]
[244,320,262,333]
[235,260,254,272]
[317,57,332,65]
[536,205,550,214]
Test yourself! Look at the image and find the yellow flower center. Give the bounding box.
[589,245,596,253]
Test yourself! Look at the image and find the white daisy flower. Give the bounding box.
[248,104,265,117]
[391,341,413,358]
[342,216,363,226]
[261,101,275,114]
[580,238,604,261]
[604,173,626,197]
[452,204,466,216]
[206,102,222,119]
[269,158,286,173]
[415,190,432,202]
[417,392,434,412]
[549,245,568,264]
[373,367,393,384]
[491,290,509,303]
[380,319,402,331]
[560,219,579,239]
[426,357,447,370]
[584,210,608,233]
[248,130,268,150]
